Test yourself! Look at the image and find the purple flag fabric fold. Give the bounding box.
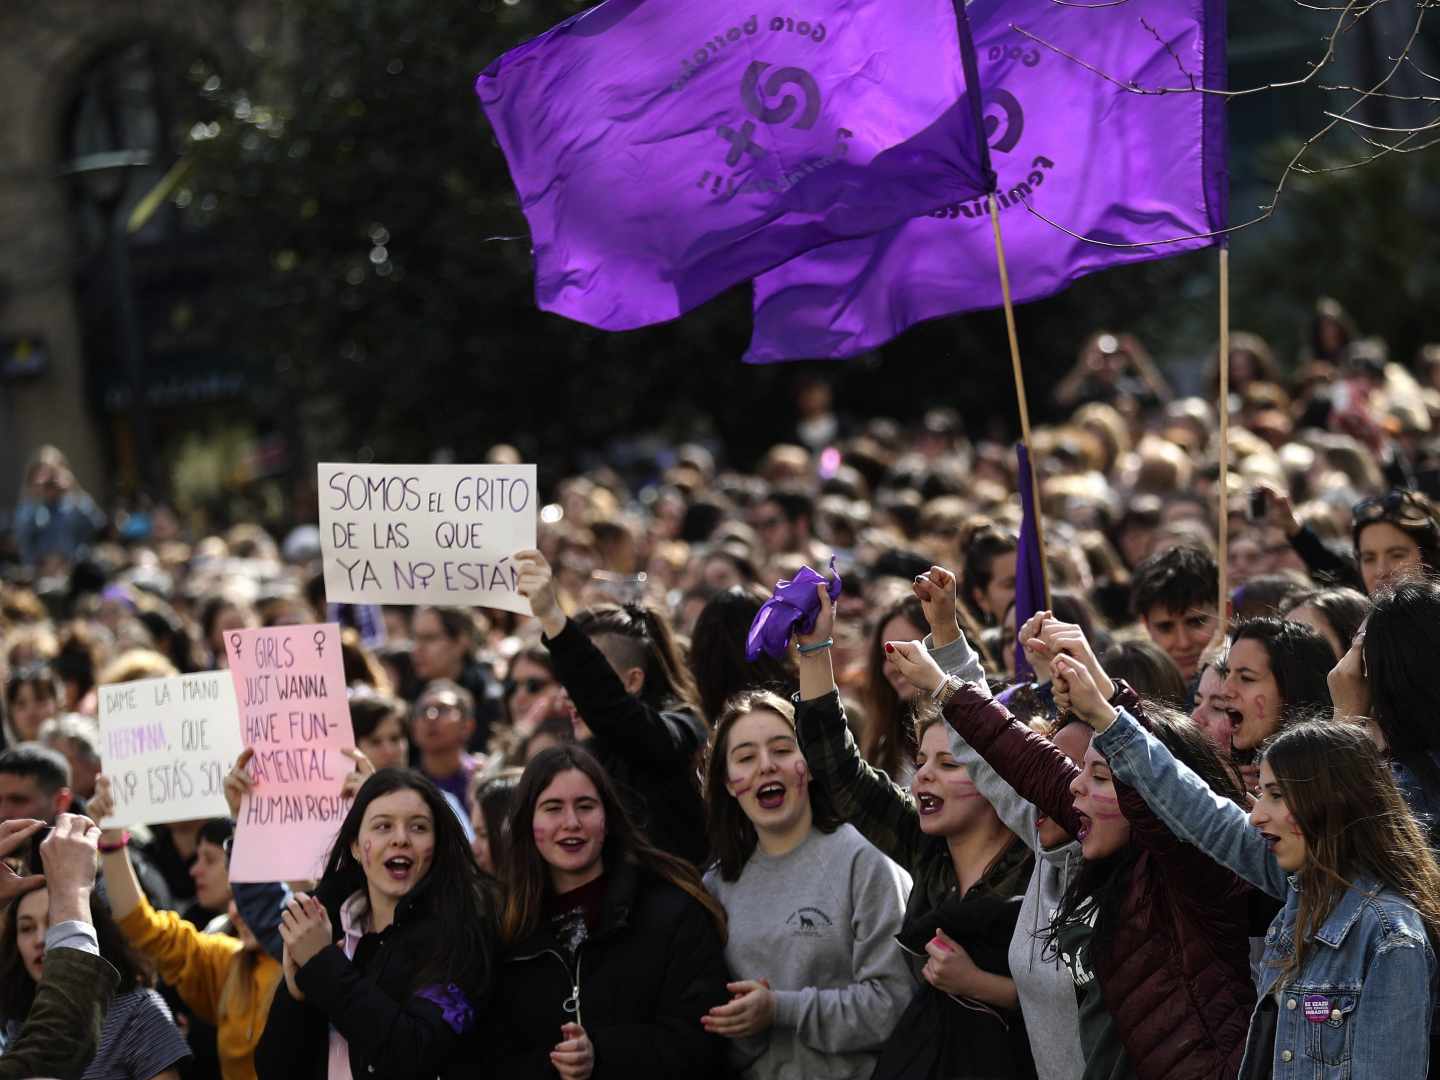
[1013,443,1047,683]
[476,0,992,331]
[747,555,842,661]
[745,0,1228,361]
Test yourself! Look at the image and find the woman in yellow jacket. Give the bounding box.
[88,747,370,1080]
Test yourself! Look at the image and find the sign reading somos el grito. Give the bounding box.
[319,463,537,615]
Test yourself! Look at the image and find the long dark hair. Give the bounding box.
[1230,617,1334,725]
[1364,578,1440,772]
[1279,587,1371,660]
[1046,706,1245,957]
[689,585,795,727]
[0,845,152,1024]
[317,768,491,994]
[703,690,843,883]
[861,594,926,778]
[1264,720,1440,983]
[572,603,699,714]
[499,745,725,943]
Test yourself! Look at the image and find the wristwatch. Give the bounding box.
[932,675,964,707]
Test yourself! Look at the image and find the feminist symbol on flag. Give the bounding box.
[714,61,824,167]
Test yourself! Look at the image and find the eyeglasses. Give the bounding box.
[504,677,554,697]
[1353,489,1435,528]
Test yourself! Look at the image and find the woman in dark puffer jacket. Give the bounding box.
[885,618,1262,1080]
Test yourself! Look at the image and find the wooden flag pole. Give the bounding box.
[989,192,1051,607]
[1217,245,1231,630]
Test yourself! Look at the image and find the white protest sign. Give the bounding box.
[98,672,244,828]
[319,463,537,614]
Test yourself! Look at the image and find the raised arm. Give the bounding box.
[921,587,1043,847]
[793,585,926,868]
[516,550,699,773]
[1052,654,1288,899]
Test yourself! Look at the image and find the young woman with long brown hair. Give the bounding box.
[1055,652,1440,1079]
[702,690,913,1080]
[470,744,729,1080]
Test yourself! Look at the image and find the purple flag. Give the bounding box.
[745,0,1227,361]
[746,556,842,661]
[1013,443,1046,683]
[476,0,992,331]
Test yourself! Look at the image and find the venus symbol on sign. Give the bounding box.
[314,630,328,658]
[230,633,243,660]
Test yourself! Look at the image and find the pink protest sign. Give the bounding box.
[224,622,355,882]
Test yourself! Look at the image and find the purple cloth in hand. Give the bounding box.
[746,556,842,661]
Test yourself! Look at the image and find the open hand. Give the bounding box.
[279,893,333,968]
[702,979,776,1038]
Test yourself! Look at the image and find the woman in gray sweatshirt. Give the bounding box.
[701,688,914,1080]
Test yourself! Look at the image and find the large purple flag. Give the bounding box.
[745,0,1227,361]
[476,0,992,331]
[1012,443,1046,683]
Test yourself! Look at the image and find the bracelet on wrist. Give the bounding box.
[797,638,833,656]
[98,830,131,853]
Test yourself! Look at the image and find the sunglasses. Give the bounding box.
[504,677,554,697]
[1353,489,1435,528]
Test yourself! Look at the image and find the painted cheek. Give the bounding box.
[728,771,754,797]
[1087,790,1126,820]
[793,759,808,782]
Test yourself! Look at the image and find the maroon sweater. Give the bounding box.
[944,683,1256,1080]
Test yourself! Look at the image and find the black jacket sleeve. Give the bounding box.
[290,944,472,1079]
[544,620,701,774]
[1287,524,1364,591]
[255,974,327,1080]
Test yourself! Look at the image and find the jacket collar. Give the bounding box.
[1311,875,1383,949]
[509,858,642,957]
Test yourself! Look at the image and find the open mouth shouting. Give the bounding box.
[916,793,945,817]
[1259,830,1280,852]
[756,782,787,810]
[1075,813,1092,843]
[384,854,416,882]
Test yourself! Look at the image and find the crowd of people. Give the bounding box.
[3,298,1440,1078]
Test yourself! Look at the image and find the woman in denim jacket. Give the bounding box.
[1053,652,1440,1080]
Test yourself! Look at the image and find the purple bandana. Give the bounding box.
[746,556,842,661]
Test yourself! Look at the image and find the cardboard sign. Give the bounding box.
[318,462,537,615]
[224,623,354,883]
[98,672,244,828]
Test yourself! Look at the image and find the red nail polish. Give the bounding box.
[884,643,894,653]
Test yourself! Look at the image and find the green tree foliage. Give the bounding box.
[185,0,1438,480]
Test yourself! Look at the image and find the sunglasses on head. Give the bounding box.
[1353,489,1435,527]
[504,677,553,697]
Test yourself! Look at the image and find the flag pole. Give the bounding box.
[989,192,1051,607]
[1217,244,1231,629]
